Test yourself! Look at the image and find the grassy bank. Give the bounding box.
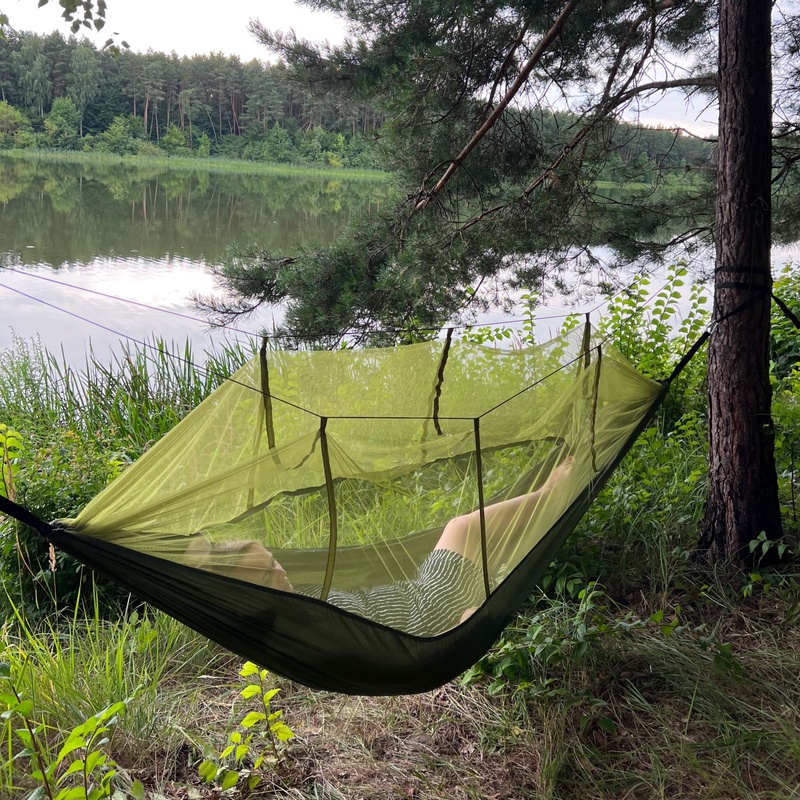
[0,148,390,182]
[0,268,798,799]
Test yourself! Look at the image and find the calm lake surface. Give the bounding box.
[1,156,797,366]
[0,156,391,362]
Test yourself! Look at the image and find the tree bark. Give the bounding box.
[701,0,781,560]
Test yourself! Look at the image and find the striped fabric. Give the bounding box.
[297,549,485,636]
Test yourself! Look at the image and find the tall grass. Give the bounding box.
[0,597,236,796]
[0,334,253,456]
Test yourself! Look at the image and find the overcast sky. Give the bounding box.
[5,0,347,61]
[5,0,716,134]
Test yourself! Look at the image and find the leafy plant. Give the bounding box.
[0,422,23,499]
[598,264,709,423]
[199,661,295,792]
[0,645,134,800]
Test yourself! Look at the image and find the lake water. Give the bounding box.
[0,156,391,362]
[1,156,797,366]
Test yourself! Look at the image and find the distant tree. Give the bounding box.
[158,122,187,155]
[0,100,29,147]
[44,96,80,147]
[263,123,295,163]
[97,114,136,154]
[12,37,51,116]
[177,86,198,146]
[67,44,101,136]
[0,30,20,103]
[141,56,166,139]
[42,30,71,98]
[196,131,211,158]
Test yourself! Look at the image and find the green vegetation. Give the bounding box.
[0,30,715,182]
[0,266,798,797]
[0,29,383,170]
[0,146,388,181]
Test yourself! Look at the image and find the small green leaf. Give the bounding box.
[240,711,266,728]
[198,759,218,782]
[273,723,295,742]
[239,662,259,678]
[598,717,617,734]
[15,728,33,748]
[85,750,106,774]
[130,780,146,800]
[240,684,262,700]
[57,759,86,782]
[56,736,87,763]
[221,770,240,790]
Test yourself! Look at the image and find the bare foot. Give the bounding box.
[543,455,574,491]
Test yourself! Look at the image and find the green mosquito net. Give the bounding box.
[62,324,662,669]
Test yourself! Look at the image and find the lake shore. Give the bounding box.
[0,148,390,182]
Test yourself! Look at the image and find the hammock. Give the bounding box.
[0,324,666,695]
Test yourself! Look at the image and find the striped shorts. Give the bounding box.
[300,549,485,637]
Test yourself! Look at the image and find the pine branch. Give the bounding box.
[414,0,584,211]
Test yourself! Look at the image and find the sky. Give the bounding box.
[4,0,717,134]
[4,0,347,62]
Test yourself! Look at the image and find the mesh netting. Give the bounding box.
[65,325,662,638]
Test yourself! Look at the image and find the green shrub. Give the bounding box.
[0,336,252,618]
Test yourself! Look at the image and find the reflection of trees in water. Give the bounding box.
[0,158,392,268]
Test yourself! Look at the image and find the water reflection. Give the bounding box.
[0,157,389,267]
[0,156,389,361]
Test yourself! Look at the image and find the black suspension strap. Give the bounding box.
[432,328,454,436]
[773,292,800,331]
[581,312,592,369]
[259,336,276,450]
[0,494,66,545]
[664,288,769,386]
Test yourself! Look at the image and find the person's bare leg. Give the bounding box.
[434,456,574,561]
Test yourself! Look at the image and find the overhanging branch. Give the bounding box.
[415,0,584,211]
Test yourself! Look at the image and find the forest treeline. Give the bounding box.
[0,29,384,167]
[0,30,712,177]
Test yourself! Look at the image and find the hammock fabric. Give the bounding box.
[2,324,665,695]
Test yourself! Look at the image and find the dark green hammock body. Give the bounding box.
[2,326,667,695]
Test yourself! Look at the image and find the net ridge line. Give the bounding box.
[2,266,579,337]
[0,275,666,420]
[1,260,693,416]
[3,266,266,341]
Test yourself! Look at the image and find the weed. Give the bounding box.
[199,661,294,792]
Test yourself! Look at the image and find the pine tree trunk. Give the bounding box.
[700,0,781,560]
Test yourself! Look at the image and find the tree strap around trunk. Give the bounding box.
[665,288,776,386]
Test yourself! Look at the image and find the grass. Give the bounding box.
[0,600,237,797]
[0,333,254,457]
[0,276,798,798]
[0,148,391,182]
